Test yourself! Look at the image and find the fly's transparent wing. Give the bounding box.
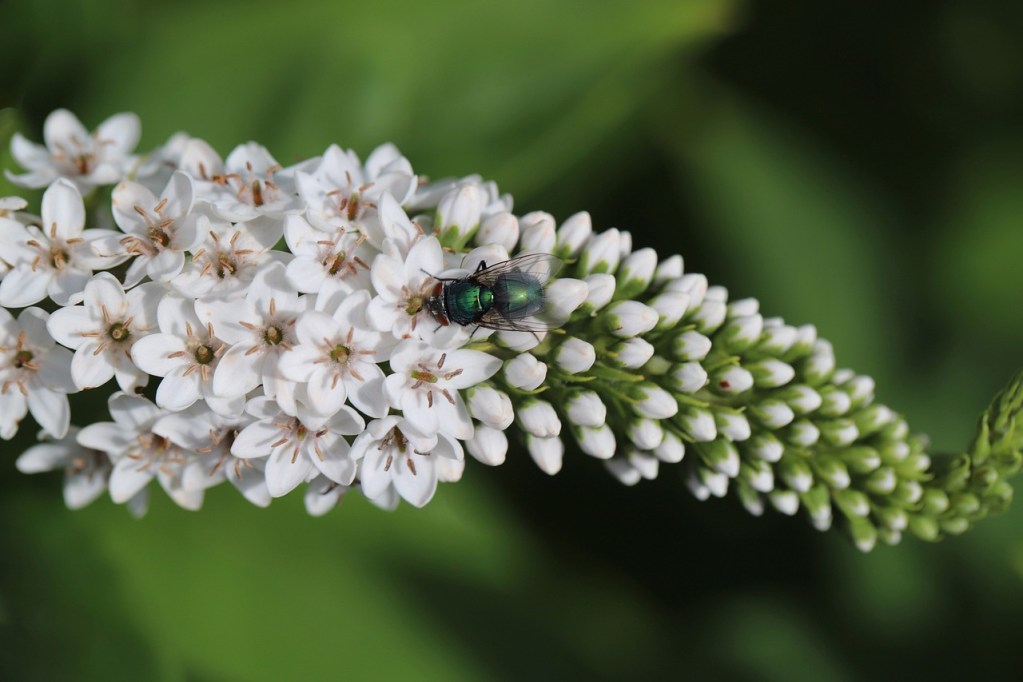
[470,253,563,287]
[473,309,557,332]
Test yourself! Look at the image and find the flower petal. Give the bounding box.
[41,178,85,239]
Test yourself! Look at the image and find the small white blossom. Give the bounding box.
[171,219,277,298]
[283,214,376,298]
[367,236,450,342]
[47,273,160,392]
[16,428,110,508]
[187,142,302,222]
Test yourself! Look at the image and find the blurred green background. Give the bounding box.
[2,0,1022,679]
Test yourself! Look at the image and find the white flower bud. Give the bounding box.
[467,385,514,429]
[703,439,741,477]
[779,385,822,414]
[790,324,818,356]
[666,273,708,309]
[556,211,592,257]
[716,412,751,442]
[816,457,851,490]
[832,369,855,384]
[496,328,546,352]
[517,399,562,438]
[820,418,858,447]
[748,359,795,389]
[718,315,764,353]
[627,418,663,451]
[575,424,616,459]
[804,340,835,383]
[711,366,754,395]
[553,337,596,374]
[653,254,683,285]
[476,211,519,251]
[677,407,716,442]
[610,338,655,369]
[503,353,547,391]
[605,457,641,486]
[690,298,727,333]
[604,301,658,338]
[436,184,482,245]
[751,400,795,429]
[819,387,852,416]
[628,450,659,480]
[466,426,509,466]
[779,457,814,493]
[728,298,759,317]
[671,361,708,393]
[648,291,690,330]
[744,433,784,462]
[618,231,633,259]
[704,285,728,302]
[865,467,897,495]
[631,383,678,419]
[843,375,875,406]
[769,490,800,516]
[738,485,765,516]
[578,228,621,276]
[672,330,712,362]
[686,471,711,501]
[527,435,563,475]
[565,391,606,427]
[544,278,588,320]
[742,458,775,493]
[616,248,657,296]
[654,431,685,463]
[583,274,616,312]
[518,211,557,254]
[758,320,797,356]
[788,419,820,447]
[699,468,729,498]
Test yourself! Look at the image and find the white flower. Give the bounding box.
[671,361,708,393]
[130,295,240,415]
[47,273,160,392]
[283,214,376,298]
[199,262,305,408]
[170,219,279,299]
[16,428,111,509]
[6,109,141,192]
[232,396,365,497]
[604,301,658,338]
[383,341,501,440]
[185,141,302,222]
[156,404,269,507]
[367,235,447,342]
[0,307,76,439]
[77,393,202,510]
[354,416,463,508]
[278,289,392,418]
[673,330,712,361]
[304,476,350,516]
[0,179,122,307]
[95,171,202,286]
[578,227,621,276]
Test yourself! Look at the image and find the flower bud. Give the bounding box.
[786,419,820,447]
[467,385,514,429]
[741,458,775,493]
[690,298,727,334]
[503,353,547,391]
[615,247,657,299]
[701,439,740,477]
[747,359,795,389]
[848,518,878,552]
[757,321,798,356]
[517,399,562,438]
[631,383,678,419]
[802,340,836,385]
[813,456,850,489]
[717,314,764,353]
[769,489,800,516]
[841,445,881,473]
[920,488,949,515]
[602,301,658,338]
[818,386,852,417]
[743,433,784,462]
[909,515,941,542]
[436,184,482,248]
[578,228,621,276]
[728,297,759,317]
[565,390,606,427]
[787,324,818,359]
[672,330,712,362]
[605,457,641,486]
[609,338,655,369]
[553,337,596,374]
[628,450,660,480]
[699,467,729,497]
[648,291,690,330]
[466,426,509,466]
[843,375,875,408]
[750,400,795,429]
[833,488,871,518]
[854,404,894,435]
[652,254,683,285]
[574,424,616,459]
[710,366,754,395]
[518,211,557,253]
[555,211,591,257]
[582,274,616,312]
[670,361,708,393]
[686,471,711,501]
[654,431,685,463]
[527,435,563,475]
[775,385,822,414]
[820,418,858,447]
[544,278,589,320]
[864,467,896,495]
[476,211,519,251]
[716,411,751,442]
[736,482,765,516]
[627,419,663,451]
[779,456,814,493]
[801,484,833,531]
[666,273,708,309]
[675,407,716,442]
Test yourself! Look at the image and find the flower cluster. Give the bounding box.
[4,109,1019,549]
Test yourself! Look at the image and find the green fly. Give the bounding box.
[425,253,562,333]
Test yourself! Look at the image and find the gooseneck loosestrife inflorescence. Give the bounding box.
[3,110,1020,551]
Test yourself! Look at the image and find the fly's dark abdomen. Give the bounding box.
[444,280,494,325]
[492,273,545,319]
